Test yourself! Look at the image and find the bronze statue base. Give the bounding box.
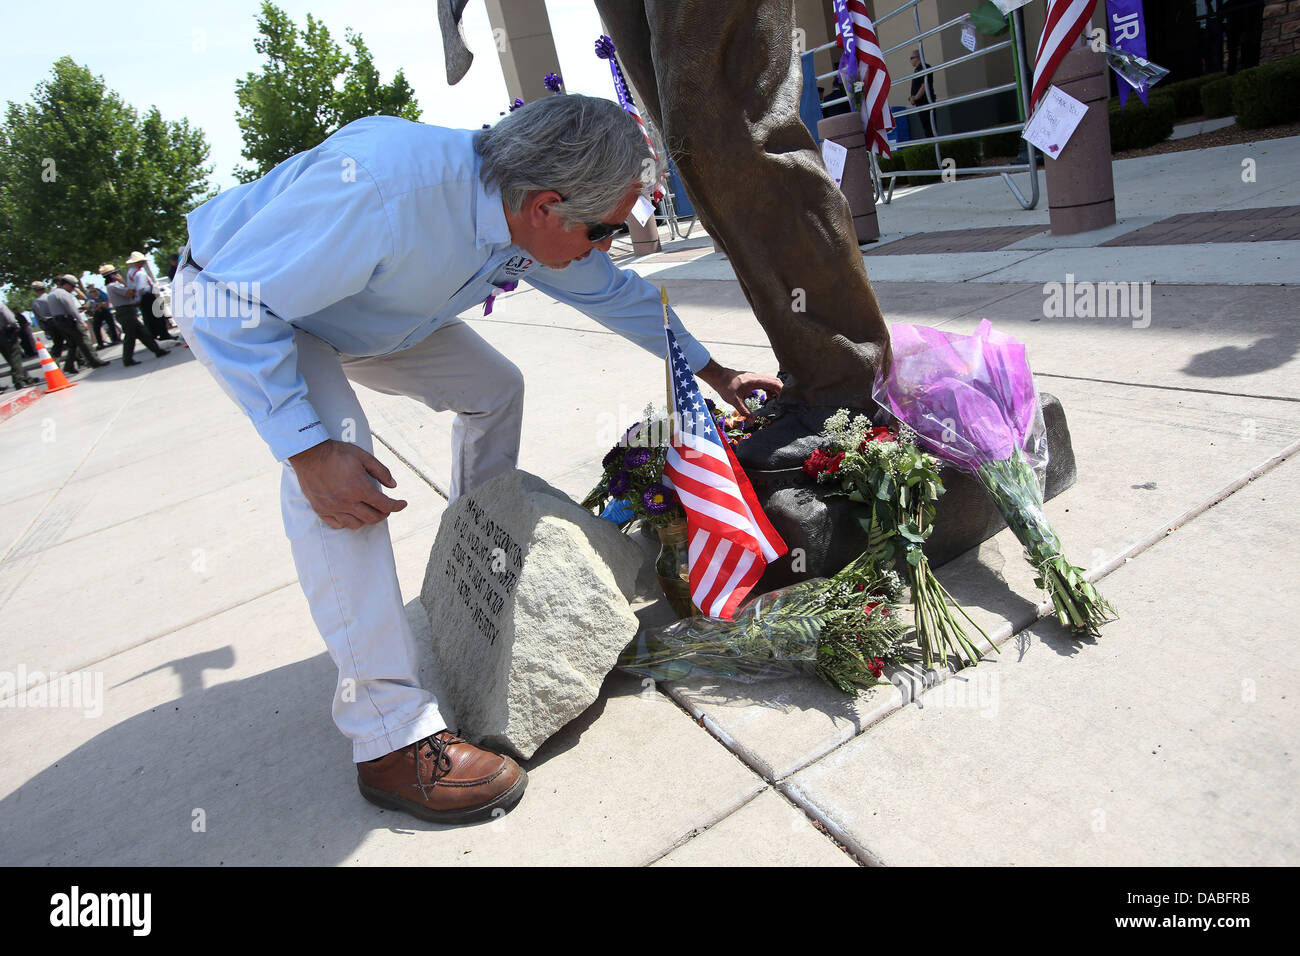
[735,394,1079,594]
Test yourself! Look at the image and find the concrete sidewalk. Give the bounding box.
[1,141,1296,866]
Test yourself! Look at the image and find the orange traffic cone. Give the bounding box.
[33,332,76,394]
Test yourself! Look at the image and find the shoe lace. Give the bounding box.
[417,731,461,782]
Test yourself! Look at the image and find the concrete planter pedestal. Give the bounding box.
[816,112,881,244]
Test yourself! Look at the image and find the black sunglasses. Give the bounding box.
[556,193,631,243]
[584,220,630,243]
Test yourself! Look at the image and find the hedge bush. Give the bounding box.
[1159,72,1224,119]
[939,137,982,170]
[1108,93,1174,151]
[1233,58,1300,129]
[980,130,1023,158]
[875,150,909,187]
[898,144,933,186]
[1200,76,1235,118]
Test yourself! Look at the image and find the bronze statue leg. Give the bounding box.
[596,0,891,407]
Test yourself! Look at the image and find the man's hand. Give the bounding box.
[695,360,783,419]
[288,439,408,530]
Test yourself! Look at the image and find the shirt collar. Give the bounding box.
[473,156,513,250]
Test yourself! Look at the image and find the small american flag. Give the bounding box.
[1032,0,1098,110]
[836,0,894,156]
[660,328,786,619]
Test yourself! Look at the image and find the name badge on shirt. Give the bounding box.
[501,255,534,279]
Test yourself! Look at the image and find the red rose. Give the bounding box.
[863,602,879,616]
[802,448,834,477]
[867,658,885,678]
[825,451,846,474]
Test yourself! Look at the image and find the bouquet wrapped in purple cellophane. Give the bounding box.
[874,321,1116,637]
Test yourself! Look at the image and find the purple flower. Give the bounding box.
[623,447,652,470]
[873,322,1033,472]
[642,483,673,515]
[595,35,617,59]
[749,389,767,404]
[508,97,525,112]
[544,73,563,93]
[602,446,623,470]
[608,470,631,496]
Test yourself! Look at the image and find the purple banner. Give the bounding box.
[832,0,857,96]
[1107,0,1148,107]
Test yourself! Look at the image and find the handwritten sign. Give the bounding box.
[821,138,848,187]
[631,195,656,226]
[961,18,977,52]
[1021,85,1087,158]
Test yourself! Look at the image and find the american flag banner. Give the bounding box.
[1032,0,1099,110]
[660,327,787,619]
[834,0,894,156]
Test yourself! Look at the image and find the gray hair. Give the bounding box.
[475,94,665,225]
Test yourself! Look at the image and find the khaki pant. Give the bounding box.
[177,259,525,761]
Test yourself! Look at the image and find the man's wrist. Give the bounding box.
[695,359,729,390]
[288,438,331,468]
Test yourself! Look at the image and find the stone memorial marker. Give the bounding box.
[420,469,654,760]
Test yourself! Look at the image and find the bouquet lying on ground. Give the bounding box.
[805,411,991,669]
[618,551,907,694]
[874,320,1117,637]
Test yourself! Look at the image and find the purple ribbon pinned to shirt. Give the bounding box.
[483,281,518,315]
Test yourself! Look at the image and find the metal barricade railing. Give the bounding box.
[811,0,1040,210]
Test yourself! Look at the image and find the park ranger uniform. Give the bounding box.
[45,285,106,374]
[105,271,166,366]
[29,291,61,356]
[1,304,36,388]
[176,115,712,762]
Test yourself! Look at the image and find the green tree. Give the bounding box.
[234,2,420,182]
[0,57,212,288]
[4,287,36,317]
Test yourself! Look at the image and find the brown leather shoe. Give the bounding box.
[357,731,527,824]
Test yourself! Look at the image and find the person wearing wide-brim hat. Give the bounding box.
[83,273,121,350]
[47,275,108,374]
[102,262,168,367]
[125,251,173,342]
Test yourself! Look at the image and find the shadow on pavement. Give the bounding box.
[1182,329,1300,378]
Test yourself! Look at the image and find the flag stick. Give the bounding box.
[661,284,674,445]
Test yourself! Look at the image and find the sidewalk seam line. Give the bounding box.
[1034,371,1300,404]
[0,373,152,566]
[0,581,298,704]
[371,429,449,501]
[764,439,1300,795]
[639,787,769,866]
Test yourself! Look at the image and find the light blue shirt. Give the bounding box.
[183,115,712,462]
